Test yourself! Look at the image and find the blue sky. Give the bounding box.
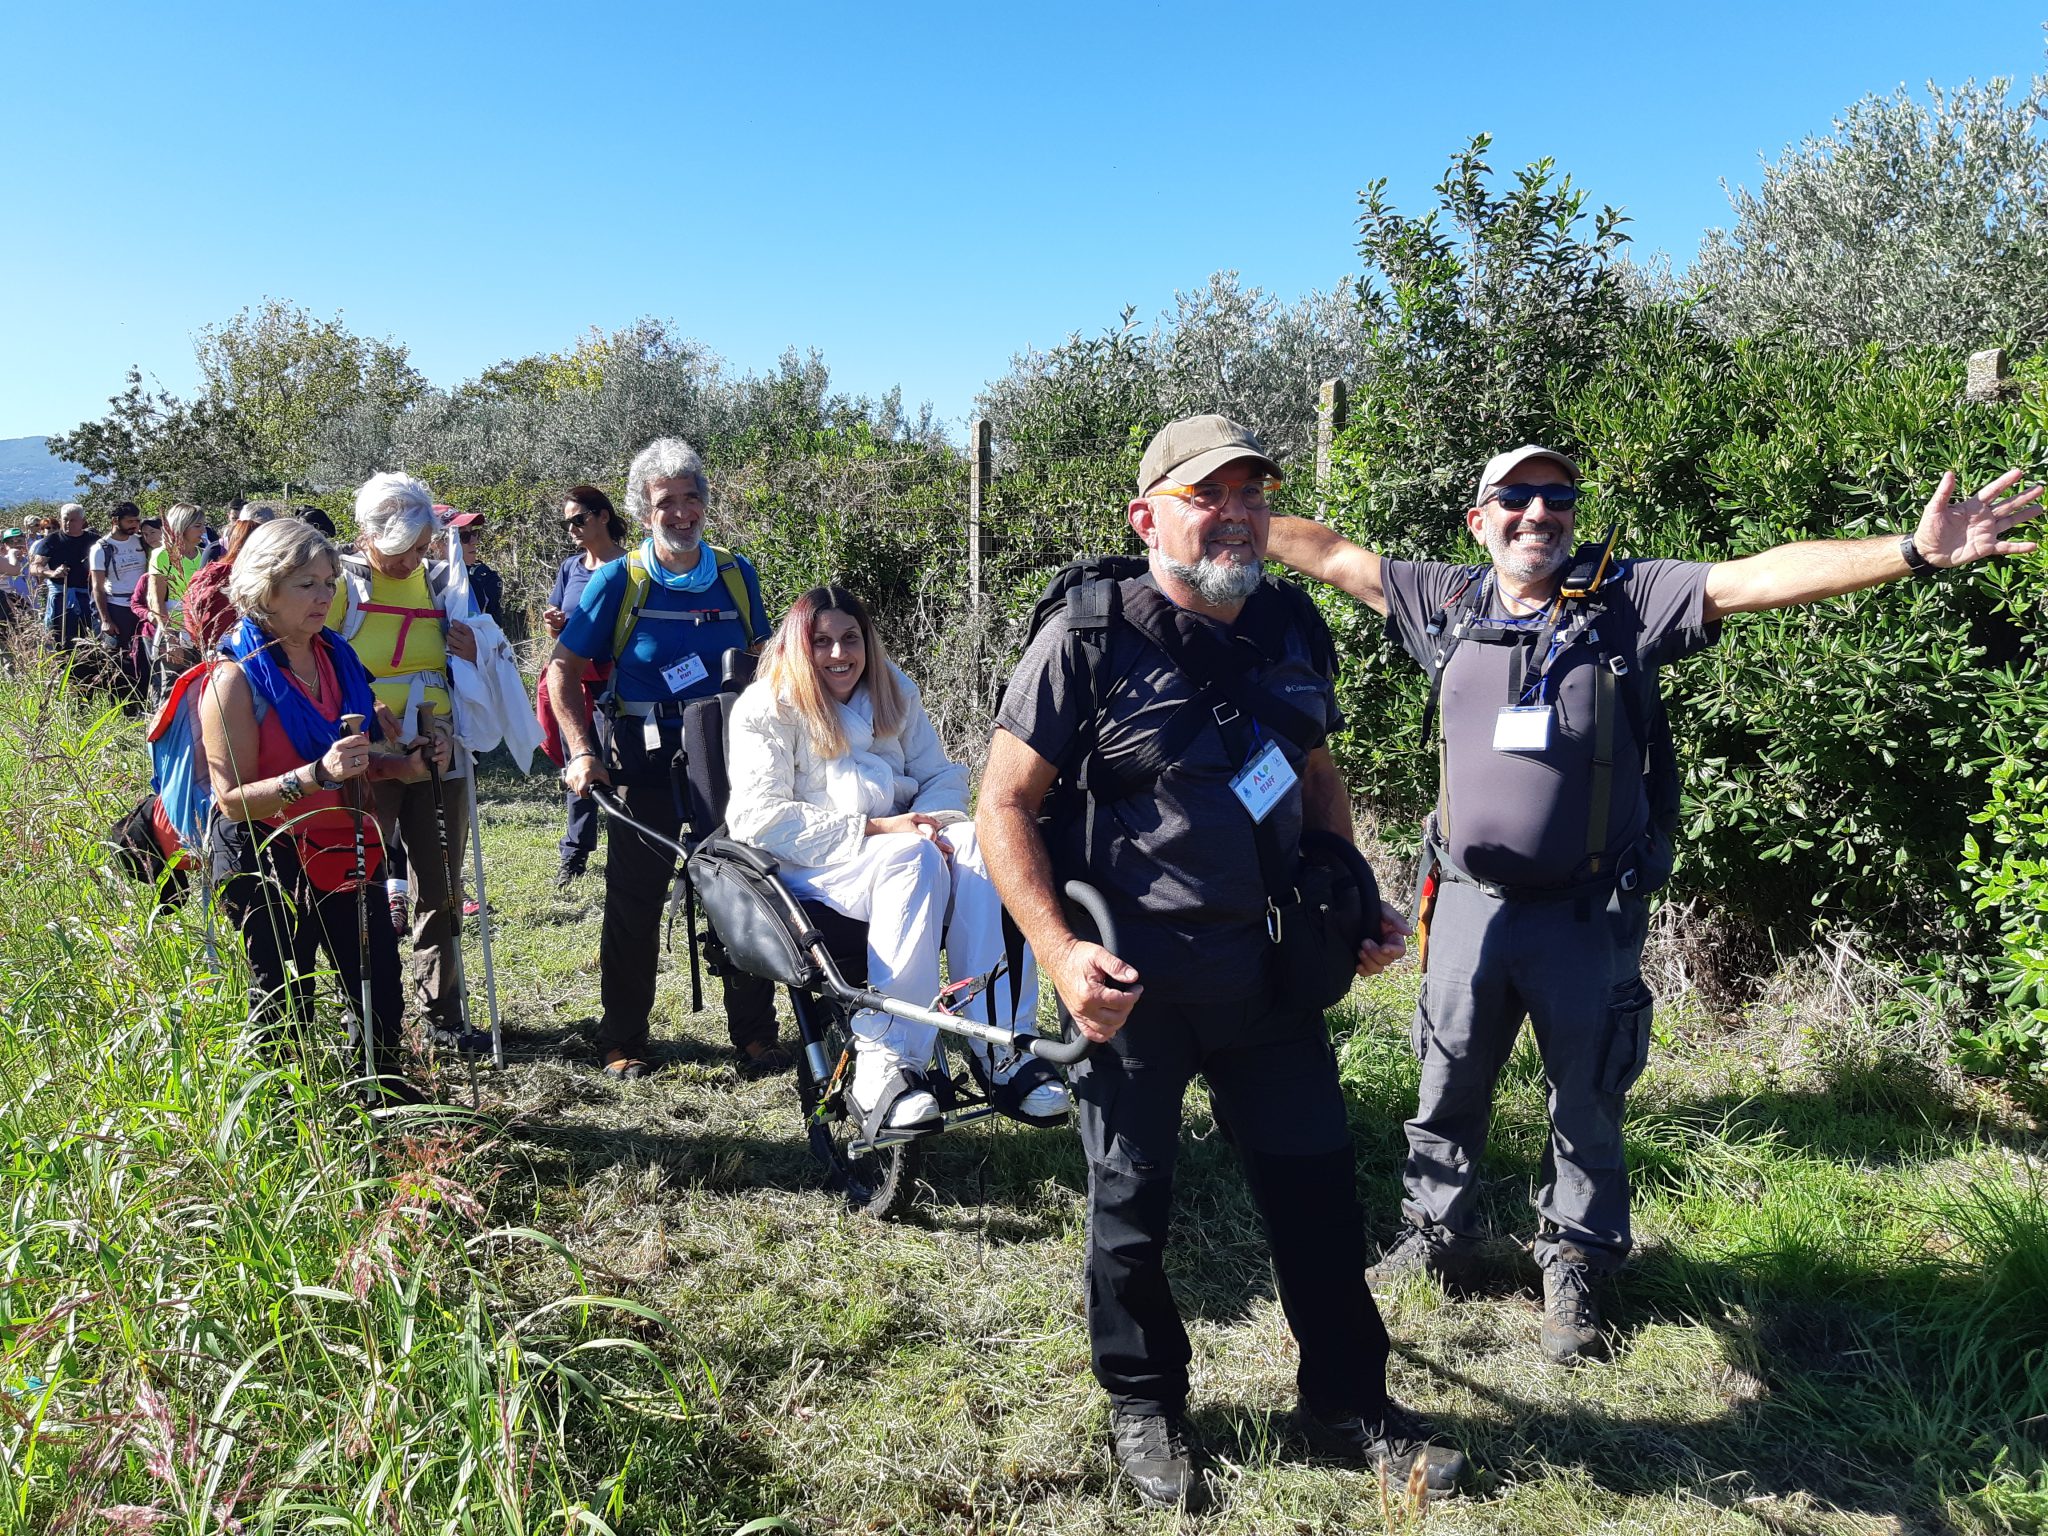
[2,1,2042,443]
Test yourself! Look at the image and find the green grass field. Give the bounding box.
[2,667,2044,1535]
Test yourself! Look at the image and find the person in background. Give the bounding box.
[297,506,340,539]
[89,501,151,686]
[1,527,31,626]
[542,485,629,888]
[442,511,503,626]
[182,504,280,650]
[31,503,97,645]
[146,504,209,684]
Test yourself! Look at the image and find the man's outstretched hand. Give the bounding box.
[1916,469,2042,569]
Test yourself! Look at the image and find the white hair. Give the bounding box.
[228,519,338,633]
[352,471,438,557]
[165,502,205,539]
[624,438,708,523]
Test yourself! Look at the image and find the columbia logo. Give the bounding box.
[1283,684,1323,694]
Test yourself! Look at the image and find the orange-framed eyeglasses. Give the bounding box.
[1150,475,1284,511]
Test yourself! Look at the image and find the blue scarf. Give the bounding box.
[221,618,384,764]
[641,538,719,592]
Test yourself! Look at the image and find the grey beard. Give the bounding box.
[652,525,702,563]
[1484,526,1569,584]
[1159,552,1263,606]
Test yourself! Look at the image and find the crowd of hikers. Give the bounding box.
[40,415,2042,1512]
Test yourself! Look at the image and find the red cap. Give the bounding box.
[443,510,484,529]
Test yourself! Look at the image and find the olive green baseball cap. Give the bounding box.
[1137,414,1282,494]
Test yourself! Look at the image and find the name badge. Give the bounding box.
[1493,705,1553,753]
[661,653,709,694]
[1230,739,1297,824]
[642,716,665,751]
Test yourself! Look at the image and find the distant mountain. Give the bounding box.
[0,437,86,508]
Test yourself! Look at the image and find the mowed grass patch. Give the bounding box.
[4,669,2045,1533]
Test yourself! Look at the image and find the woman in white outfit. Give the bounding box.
[725,585,1069,1136]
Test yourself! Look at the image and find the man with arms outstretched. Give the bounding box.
[1267,446,2041,1363]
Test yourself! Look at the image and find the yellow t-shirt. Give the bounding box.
[328,568,450,719]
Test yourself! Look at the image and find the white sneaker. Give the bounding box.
[848,1045,941,1132]
[985,1051,1071,1122]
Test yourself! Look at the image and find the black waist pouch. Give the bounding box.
[1271,829,1382,1014]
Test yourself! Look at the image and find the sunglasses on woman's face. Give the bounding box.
[563,511,593,530]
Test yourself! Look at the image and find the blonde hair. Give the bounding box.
[755,585,906,759]
[228,520,339,633]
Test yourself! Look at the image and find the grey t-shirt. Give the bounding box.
[1381,557,1718,889]
[996,573,1342,1003]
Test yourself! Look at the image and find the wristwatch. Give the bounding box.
[278,768,307,804]
[1898,533,1938,579]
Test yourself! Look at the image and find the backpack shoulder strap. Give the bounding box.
[337,555,372,642]
[708,544,759,646]
[608,547,653,663]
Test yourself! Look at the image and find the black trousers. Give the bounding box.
[559,787,599,864]
[1071,988,1390,1422]
[594,714,776,1056]
[213,817,405,1073]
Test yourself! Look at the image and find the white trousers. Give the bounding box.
[781,822,1038,1068]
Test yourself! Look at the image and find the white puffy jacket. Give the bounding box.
[725,665,969,870]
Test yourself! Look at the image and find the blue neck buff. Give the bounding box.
[641,538,718,593]
[220,619,384,763]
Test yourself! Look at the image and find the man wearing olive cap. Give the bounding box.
[1270,446,2042,1364]
[981,414,1466,1509]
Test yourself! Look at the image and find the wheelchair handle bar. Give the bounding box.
[581,784,1110,1065]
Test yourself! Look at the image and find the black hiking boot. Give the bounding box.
[1110,1409,1209,1510]
[1296,1400,1467,1497]
[1365,1225,1477,1292]
[553,854,586,892]
[1540,1250,1605,1364]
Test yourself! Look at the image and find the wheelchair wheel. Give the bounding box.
[793,1007,925,1221]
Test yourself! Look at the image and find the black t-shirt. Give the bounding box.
[1381,557,1718,888]
[997,573,1342,1002]
[35,532,95,590]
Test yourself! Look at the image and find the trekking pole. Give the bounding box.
[416,702,472,1047]
[340,712,375,1092]
[462,741,504,1067]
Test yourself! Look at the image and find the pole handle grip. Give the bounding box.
[339,712,365,733]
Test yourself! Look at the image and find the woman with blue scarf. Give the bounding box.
[198,520,450,1103]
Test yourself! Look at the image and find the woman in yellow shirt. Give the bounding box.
[330,473,479,1048]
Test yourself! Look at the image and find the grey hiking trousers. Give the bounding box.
[1401,876,1655,1273]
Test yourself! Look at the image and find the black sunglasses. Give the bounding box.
[1488,483,1581,512]
[563,511,593,530]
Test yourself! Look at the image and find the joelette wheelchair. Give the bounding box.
[584,651,1108,1218]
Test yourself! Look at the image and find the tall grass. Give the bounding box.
[0,665,701,1534]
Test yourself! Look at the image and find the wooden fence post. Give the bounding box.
[968,417,992,612]
[1315,378,1347,515]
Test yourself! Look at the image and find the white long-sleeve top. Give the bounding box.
[725,664,970,869]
